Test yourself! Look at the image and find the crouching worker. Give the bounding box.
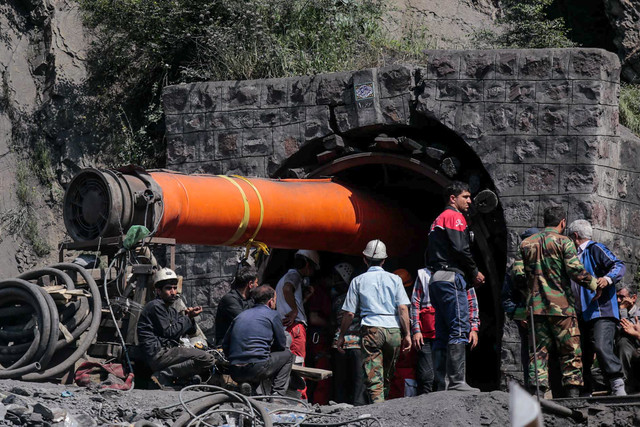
[223,285,295,396]
[137,268,216,389]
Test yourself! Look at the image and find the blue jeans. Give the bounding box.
[430,272,470,349]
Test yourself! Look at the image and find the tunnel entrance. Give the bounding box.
[259,124,508,395]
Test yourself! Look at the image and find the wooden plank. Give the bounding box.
[291,364,333,381]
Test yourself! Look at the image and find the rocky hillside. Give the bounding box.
[0,0,639,274]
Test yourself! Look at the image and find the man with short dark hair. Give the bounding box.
[567,219,626,396]
[617,283,640,394]
[513,207,599,398]
[214,264,259,344]
[137,268,215,389]
[427,181,485,392]
[337,239,412,403]
[223,285,295,396]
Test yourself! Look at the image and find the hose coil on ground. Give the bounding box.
[0,263,102,380]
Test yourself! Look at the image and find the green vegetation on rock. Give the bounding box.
[620,84,640,137]
[473,0,576,49]
[78,0,428,167]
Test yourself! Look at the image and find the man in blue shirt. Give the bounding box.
[223,285,295,396]
[337,239,411,403]
[568,219,626,396]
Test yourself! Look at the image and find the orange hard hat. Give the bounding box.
[394,268,413,288]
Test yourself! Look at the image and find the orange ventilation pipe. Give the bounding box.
[63,168,423,257]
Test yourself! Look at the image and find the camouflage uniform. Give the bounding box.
[360,326,401,402]
[512,227,597,388]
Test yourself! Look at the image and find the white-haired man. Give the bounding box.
[568,219,626,396]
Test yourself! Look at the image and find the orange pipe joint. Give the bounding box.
[63,168,422,257]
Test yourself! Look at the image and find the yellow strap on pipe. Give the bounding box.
[231,175,270,260]
[217,175,251,246]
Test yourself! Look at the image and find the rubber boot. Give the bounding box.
[565,385,580,398]
[433,347,447,391]
[610,378,627,396]
[446,343,479,392]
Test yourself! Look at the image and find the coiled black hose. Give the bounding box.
[0,263,102,380]
[23,263,102,381]
[0,279,58,378]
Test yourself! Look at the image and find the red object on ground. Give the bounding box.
[75,362,134,390]
[388,347,417,399]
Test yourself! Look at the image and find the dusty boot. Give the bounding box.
[610,378,627,396]
[565,385,580,398]
[433,347,447,391]
[446,343,479,392]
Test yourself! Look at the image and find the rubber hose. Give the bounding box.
[0,280,56,378]
[23,263,102,380]
[5,326,41,370]
[172,395,229,427]
[0,268,75,341]
[173,395,272,427]
[0,304,33,318]
[0,297,90,357]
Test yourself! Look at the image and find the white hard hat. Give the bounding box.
[153,267,178,288]
[362,239,387,260]
[333,262,354,285]
[295,249,320,270]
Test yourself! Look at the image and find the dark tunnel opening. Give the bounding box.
[261,122,509,395]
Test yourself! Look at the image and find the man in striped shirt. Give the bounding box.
[410,267,480,393]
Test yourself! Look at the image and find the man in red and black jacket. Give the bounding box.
[426,181,485,392]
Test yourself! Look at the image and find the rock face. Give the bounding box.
[0,0,90,274]
[604,0,640,82]
[385,0,500,49]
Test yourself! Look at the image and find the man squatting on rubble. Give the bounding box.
[512,207,600,398]
[137,268,215,389]
[426,181,484,392]
[567,219,627,396]
[214,264,259,344]
[617,284,640,393]
[223,285,295,395]
[410,266,480,394]
[337,239,412,403]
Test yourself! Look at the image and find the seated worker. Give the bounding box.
[223,285,295,396]
[617,284,640,394]
[137,268,215,389]
[214,264,259,344]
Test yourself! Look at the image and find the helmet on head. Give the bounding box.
[153,267,178,288]
[295,249,320,270]
[394,268,413,288]
[333,262,354,285]
[362,239,387,260]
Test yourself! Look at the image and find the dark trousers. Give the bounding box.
[517,321,530,388]
[416,339,434,394]
[616,334,640,393]
[229,350,294,395]
[430,273,470,349]
[332,348,367,405]
[150,347,215,375]
[581,318,623,391]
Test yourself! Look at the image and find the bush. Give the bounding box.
[473,0,576,49]
[620,84,640,136]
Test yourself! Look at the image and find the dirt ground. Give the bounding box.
[2,378,633,426]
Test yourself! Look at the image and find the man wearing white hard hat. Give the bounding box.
[275,249,320,399]
[138,267,215,389]
[337,239,412,403]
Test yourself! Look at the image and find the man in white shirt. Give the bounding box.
[337,239,411,403]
